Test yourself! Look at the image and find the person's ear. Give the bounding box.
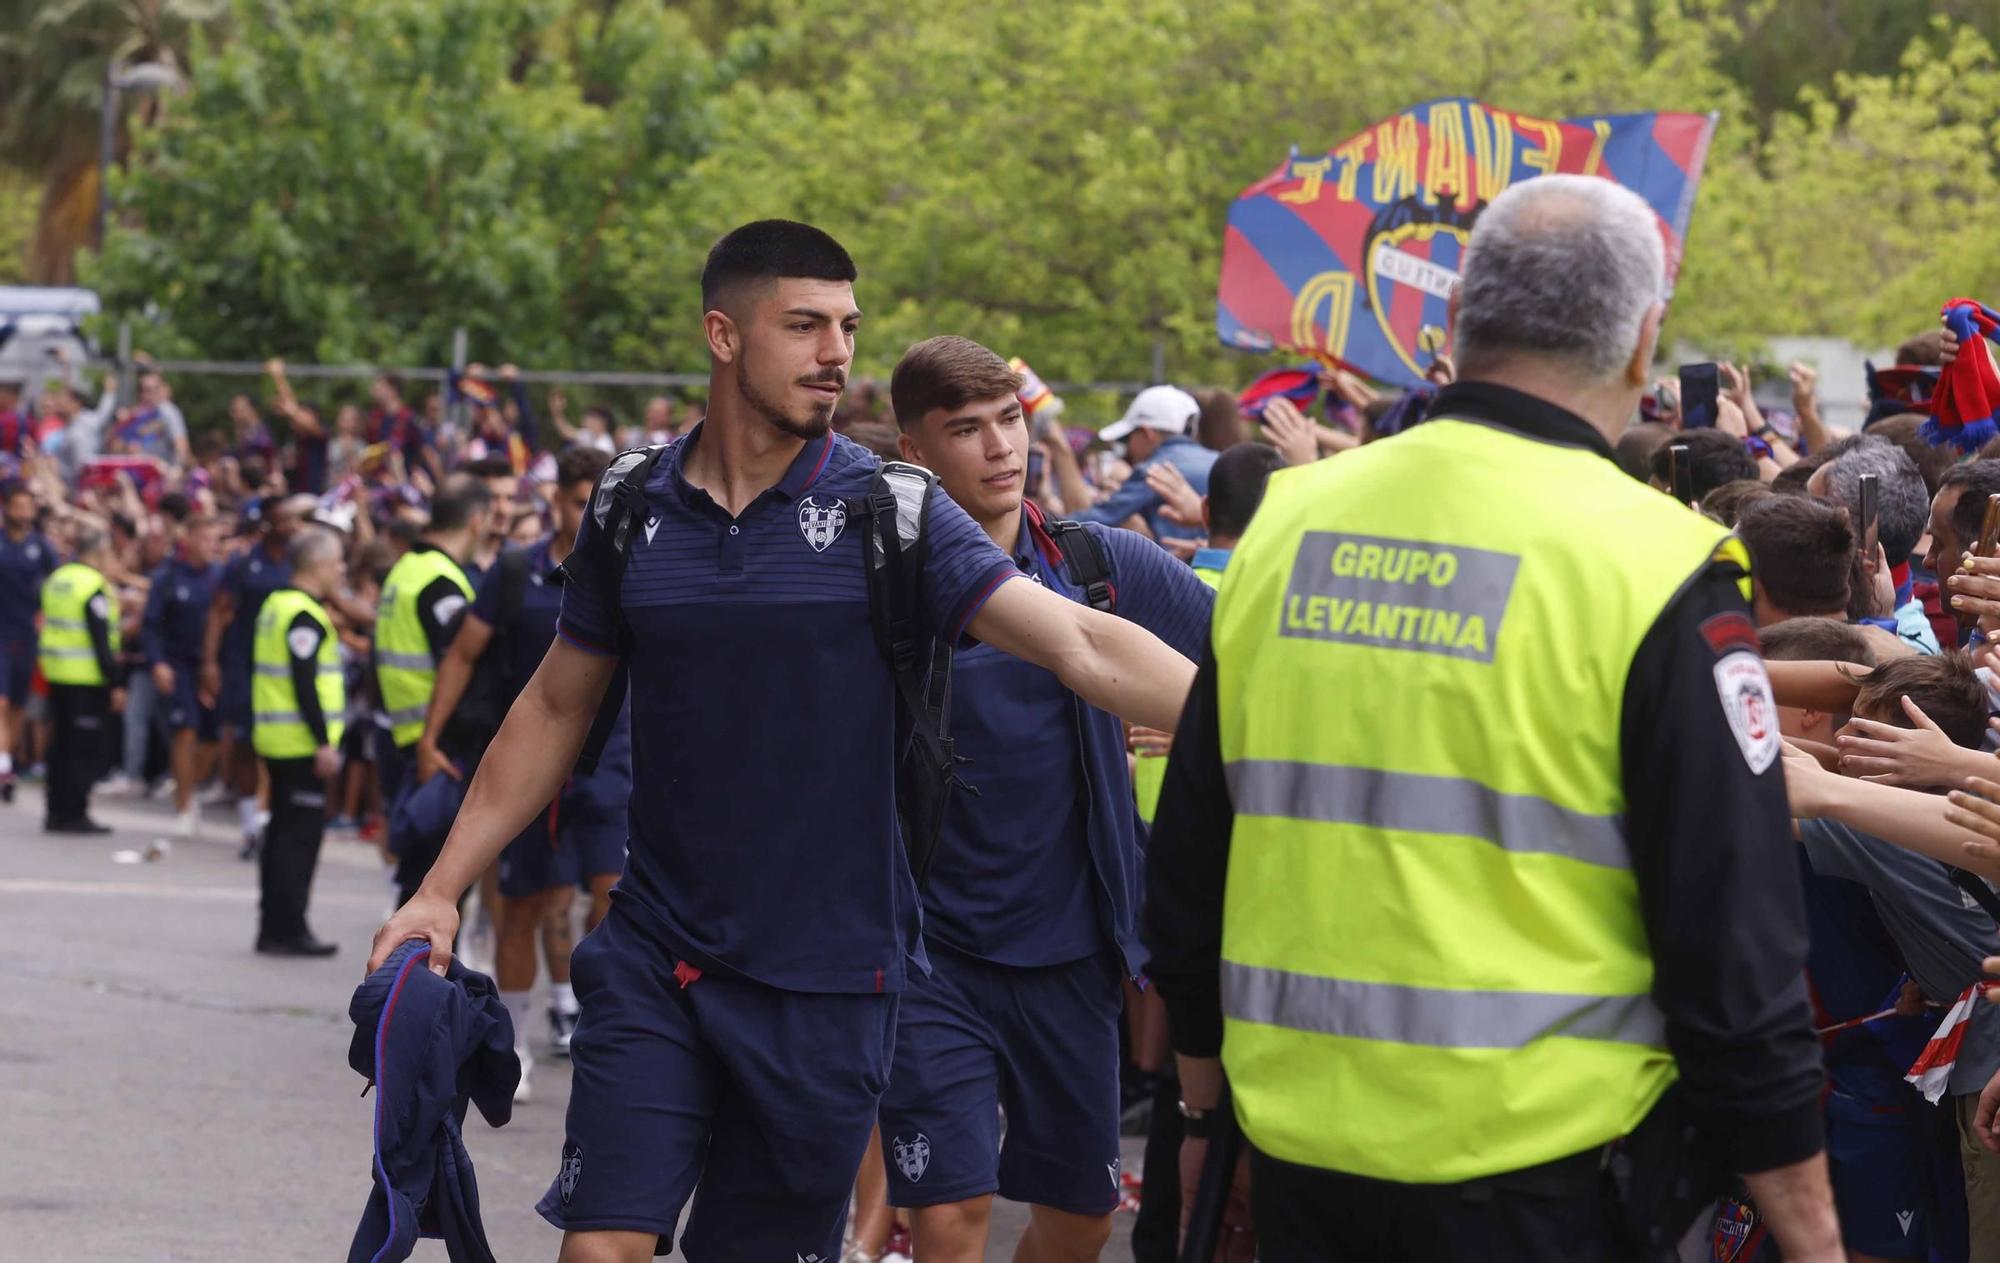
[898,431,922,464]
[1625,302,1665,389]
[704,309,740,365]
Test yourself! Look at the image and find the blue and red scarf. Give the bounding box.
[1924,297,2000,453]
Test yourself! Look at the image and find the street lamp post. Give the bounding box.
[95,61,183,247]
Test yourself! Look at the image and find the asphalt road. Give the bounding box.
[0,784,1146,1261]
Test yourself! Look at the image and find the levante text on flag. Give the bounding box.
[1216,98,1718,390]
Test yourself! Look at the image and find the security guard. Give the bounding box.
[38,526,123,834]
[374,475,486,893]
[250,528,346,957]
[1145,176,1844,1261]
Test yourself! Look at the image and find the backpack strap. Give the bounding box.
[1025,500,1117,614]
[559,443,669,776]
[849,461,975,888]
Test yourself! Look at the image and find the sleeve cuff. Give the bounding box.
[1707,1097,1825,1175]
[556,620,617,658]
[949,565,1023,645]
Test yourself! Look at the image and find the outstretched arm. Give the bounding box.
[966,576,1194,733]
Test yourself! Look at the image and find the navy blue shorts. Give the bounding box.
[0,638,32,707]
[160,665,219,740]
[536,909,897,1257]
[218,667,253,738]
[1825,1087,1930,1257]
[497,775,626,898]
[877,942,1125,1215]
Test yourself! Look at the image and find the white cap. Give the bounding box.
[1098,385,1200,443]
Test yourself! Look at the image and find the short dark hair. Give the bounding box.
[428,473,492,533]
[1699,478,1772,527]
[582,405,615,428]
[461,456,514,482]
[556,446,611,489]
[1614,421,1673,483]
[1737,494,1854,616]
[1758,616,1876,666]
[890,336,1022,432]
[1207,443,1288,540]
[157,491,192,523]
[1770,431,1870,496]
[1895,329,1946,367]
[1855,653,1990,750]
[1940,460,2000,554]
[1194,387,1249,452]
[701,219,857,311]
[1648,429,1756,502]
[1866,413,1956,498]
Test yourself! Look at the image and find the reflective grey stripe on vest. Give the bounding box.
[1222,960,1665,1049]
[376,649,434,671]
[383,704,428,726]
[39,646,96,659]
[1226,760,1630,870]
[255,663,341,678]
[255,709,304,726]
[43,616,87,632]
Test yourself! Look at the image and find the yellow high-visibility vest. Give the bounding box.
[38,562,117,686]
[251,589,346,759]
[1211,416,1748,1183]
[374,547,471,747]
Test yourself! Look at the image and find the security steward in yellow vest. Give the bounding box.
[1144,177,1841,1262]
[38,531,125,834]
[372,475,485,895]
[251,528,348,957]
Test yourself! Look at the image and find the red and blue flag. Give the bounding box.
[1217,98,1718,390]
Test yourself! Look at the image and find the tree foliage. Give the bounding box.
[72,0,2000,387]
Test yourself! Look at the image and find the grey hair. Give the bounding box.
[1456,174,1666,383]
[288,526,343,571]
[72,525,108,558]
[1820,437,1929,567]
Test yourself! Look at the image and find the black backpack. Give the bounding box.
[561,446,977,887]
[447,546,534,768]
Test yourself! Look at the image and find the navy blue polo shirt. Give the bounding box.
[220,545,294,671]
[472,537,629,766]
[0,529,57,642]
[556,427,1019,993]
[926,517,1213,969]
[142,556,224,667]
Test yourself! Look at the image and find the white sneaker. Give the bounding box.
[513,1049,534,1103]
[97,773,142,798]
[176,808,199,839]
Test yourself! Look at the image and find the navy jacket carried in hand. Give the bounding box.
[347,941,520,1263]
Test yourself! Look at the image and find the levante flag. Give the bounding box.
[1216,98,1718,390]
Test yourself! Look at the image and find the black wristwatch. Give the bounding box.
[1178,1100,1217,1139]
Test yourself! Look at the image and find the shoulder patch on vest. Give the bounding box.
[287,625,320,659]
[1698,612,1761,657]
[1714,649,1779,775]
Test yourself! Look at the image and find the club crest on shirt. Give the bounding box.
[1714,649,1779,775]
[892,1133,930,1182]
[797,496,846,553]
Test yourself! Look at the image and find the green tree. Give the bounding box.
[90,0,732,368]
[0,0,227,283]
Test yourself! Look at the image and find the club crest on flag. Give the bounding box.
[892,1133,930,1182]
[798,496,846,553]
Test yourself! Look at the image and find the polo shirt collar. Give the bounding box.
[1426,380,1615,462]
[666,421,834,504]
[1192,547,1233,573]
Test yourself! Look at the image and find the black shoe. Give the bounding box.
[255,934,338,958]
[44,817,112,835]
[1,776,13,803]
[238,835,259,862]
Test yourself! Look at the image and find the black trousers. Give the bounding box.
[45,683,109,826]
[259,756,328,943]
[1248,1144,1620,1263]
